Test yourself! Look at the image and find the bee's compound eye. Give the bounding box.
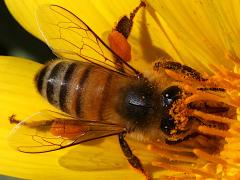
[161,86,182,108]
[160,115,176,135]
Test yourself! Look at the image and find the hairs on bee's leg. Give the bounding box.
[118,132,150,179]
[115,1,146,39]
[153,61,207,81]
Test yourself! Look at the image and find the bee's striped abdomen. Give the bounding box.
[36,60,74,108]
[58,62,78,112]
[46,61,70,106]
[35,60,113,120]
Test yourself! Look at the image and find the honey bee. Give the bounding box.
[9,2,234,179]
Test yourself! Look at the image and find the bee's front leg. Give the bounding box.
[153,61,207,81]
[118,132,150,180]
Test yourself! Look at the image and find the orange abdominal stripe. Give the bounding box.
[108,30,131,62]
[50,120,87,139]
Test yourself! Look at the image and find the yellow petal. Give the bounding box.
[4,0,112,41]
[0,56,147,179]
[4,0,240,178]
[5,0,183,72]
[147,0,240,72]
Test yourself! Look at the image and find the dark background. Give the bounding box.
[0,1,55,63]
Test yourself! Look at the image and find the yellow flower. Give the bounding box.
[1,0,240,179]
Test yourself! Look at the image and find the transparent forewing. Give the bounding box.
[8,110,124,153]
[36,5,139,77]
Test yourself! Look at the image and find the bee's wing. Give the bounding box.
[36,4,140,77]
[8,110,124,153]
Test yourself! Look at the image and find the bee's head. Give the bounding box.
[118,81,190,134]
[160,85,230,143]
[160,86,182,133]
[159,85,201,143]
[159,85,188,138]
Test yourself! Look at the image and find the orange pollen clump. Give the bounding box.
[108,30,131,61]
[169,97,190,131]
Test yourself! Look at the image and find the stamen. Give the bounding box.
[150,55,240,178]
[192,110,235,124]
[195,135,218,148]
[225,51,240,65]
[148,144,196,163]
[198,126,233,138]
[184,93,238,107]
[208,64,240,90]
[229,123,240,132]
[152,161,216,178]
[193,149,227,166]
[148,143,192,153]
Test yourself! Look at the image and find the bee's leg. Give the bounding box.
[115,1,146,39]
[110,1,146,72]
[9,114,21,124]
[119,132,150,179]
[165,132,199,145]
[153,61,207,81]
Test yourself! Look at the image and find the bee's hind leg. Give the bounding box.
[118,132,151,180]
